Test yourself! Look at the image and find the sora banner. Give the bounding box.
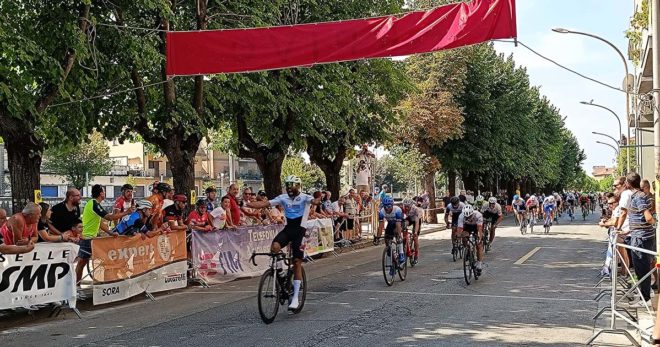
[90,231,188,305]
[0,243,79,310]
[166,0,517,76]
[192,219,335,284]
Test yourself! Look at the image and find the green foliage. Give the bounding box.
[617,139,637,175]
[626,0,649,65]
[43,132,113,190]
[567,171,600,192]
[599,175,615,192]
[281,155,325,191]
[376,145,429,194]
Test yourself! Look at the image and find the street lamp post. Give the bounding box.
[596,140,620,158]
[593,132,621,174]
[580,101,625,166]
[555,28,631,173]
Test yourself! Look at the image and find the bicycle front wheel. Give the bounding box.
[290,267,307,314]
[382,245,395,286]
[398,253,407,281]
[257,269,280,324]
[463,246,472,285]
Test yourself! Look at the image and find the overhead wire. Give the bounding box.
[48,79,171,108]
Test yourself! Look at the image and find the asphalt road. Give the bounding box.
[2,211,608,347]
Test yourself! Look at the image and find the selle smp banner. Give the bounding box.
[165,0,517,76]
[90,231,187,305]
[0,243,79,310]
[192,219,335,284]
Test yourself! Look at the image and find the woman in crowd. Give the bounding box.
[37,202,75,243]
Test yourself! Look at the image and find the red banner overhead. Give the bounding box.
[166,0,517,76]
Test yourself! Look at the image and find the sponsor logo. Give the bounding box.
[248,228,277,243]
[107,245,155,261]
[157,235,172,261]
[0,263,70,293]
[101,286,120,297]
[164,273,186,284]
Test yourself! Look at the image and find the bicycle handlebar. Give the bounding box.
[250,251,287,267]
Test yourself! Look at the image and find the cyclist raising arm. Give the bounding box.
[247,176,321,310]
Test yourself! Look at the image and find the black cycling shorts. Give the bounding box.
[384,220,400,239]
[273,217,306,259]
[405,216,420,234]
[451,212,461,227]
[483,211,500,224]
[463,224,478,234]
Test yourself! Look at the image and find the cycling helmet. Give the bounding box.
[525,194,530,199]
[136,200,153,210]
[462,205,475,217]
[513,194,519,201]
[450,196,460,205]
[173,194,188,202]
[548,196,555,203]
[381,196,394,208]
[284,175,302,186]
[476,195,484,202]
[121,184,134,192]
[196,198,207,207]
[402,198,414,207]
[155,182,172,192]
[488,197,497,204]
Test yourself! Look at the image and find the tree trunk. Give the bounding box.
[323,170,341,200]
[163,147,197,200]
[447,170,456,197]
[423,171,437,223]
[4,136,42,213]
[255,154,285,198]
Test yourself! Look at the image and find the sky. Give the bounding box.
[493,0,633,175]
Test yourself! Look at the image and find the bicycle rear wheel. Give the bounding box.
[290,267,307,314]
[257,269,280,324]
[409,237,417,267]
[382,244,395,286]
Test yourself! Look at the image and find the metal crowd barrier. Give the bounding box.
[589,229,657,347]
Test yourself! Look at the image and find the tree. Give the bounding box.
[400,52,464,222]
[617,137,637,175]
[0,1,93,211]
[281,155,325,192]
[379,146,429,194]
[598,175,615,192]
[43,132,113,190]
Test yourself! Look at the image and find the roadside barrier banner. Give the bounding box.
[192,219,335,284]
[90,231,187,305]
[0,243,79,310]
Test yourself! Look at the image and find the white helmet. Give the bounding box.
[284,175,302,186]
[488,197,497,204]
[548,196,555,203]
[462,205,475,217]
[136,200,153,210]
[476,195,484,202]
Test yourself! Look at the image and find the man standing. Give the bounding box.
[77,185,133,283]
[619,173,655,307]
[377,184,389,201]
[113,184,134,214]
[224,183,241,227]
[204,186,218,212]
[49,188,82,235]
[355,160,371,194]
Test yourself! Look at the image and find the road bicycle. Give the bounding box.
[451,228,464,262]
[251,250,307,324]
[462,228,481,285]
[581,204,588,221]
[519,212,528,235]
[528,211,536,233]
[403,220,418,267]
[543,211,552,234]
[382,235,407,286]
[482,221,492,253]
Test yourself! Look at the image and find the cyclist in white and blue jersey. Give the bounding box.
[374,196,405,265]
[247,175,321,310]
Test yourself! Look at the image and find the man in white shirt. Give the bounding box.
[355,160,371,194]
[613,176,630,273]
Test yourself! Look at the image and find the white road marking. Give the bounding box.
[514,247,542,265]
[345,289,592,303]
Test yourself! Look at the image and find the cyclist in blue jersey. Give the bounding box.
[110,200,166,239]
[247,175,321,310]
[374,196,405,266]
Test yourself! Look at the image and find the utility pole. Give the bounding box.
[653,0,660,253]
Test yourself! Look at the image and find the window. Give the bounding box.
[148,161,157,169]
[41,185,58,198]
[134,186,146,198]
